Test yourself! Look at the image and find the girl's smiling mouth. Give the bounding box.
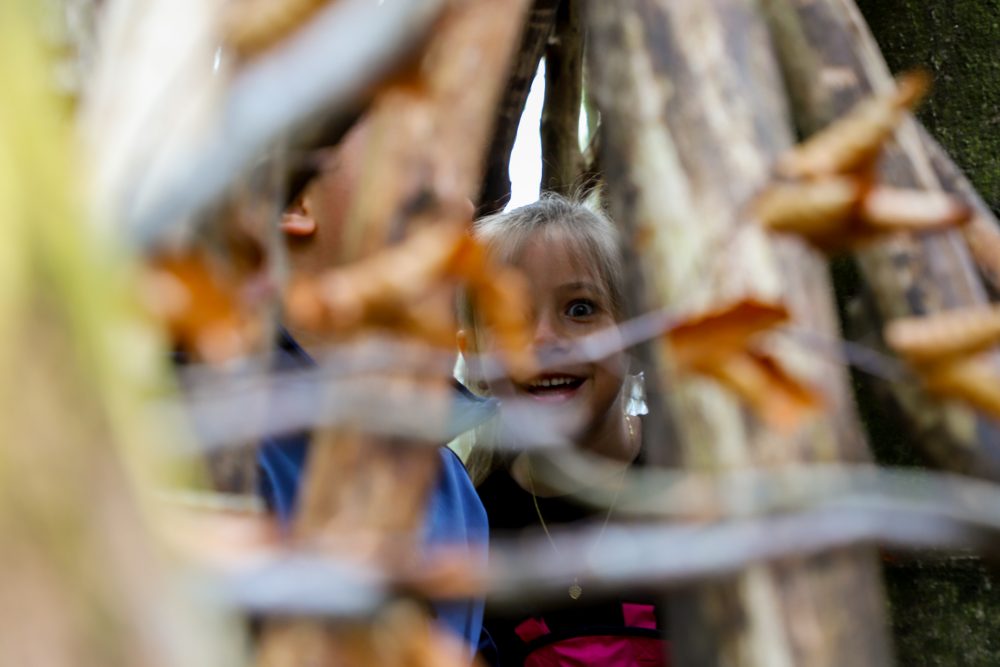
[520,373,587,402]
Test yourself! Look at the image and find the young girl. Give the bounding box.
[459,195,668,666]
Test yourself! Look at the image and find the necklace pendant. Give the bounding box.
[568,582,582,600]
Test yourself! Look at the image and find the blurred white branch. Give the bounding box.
[83,0,446,247]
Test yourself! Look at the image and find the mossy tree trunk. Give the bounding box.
[857,0,1000,219]
[845,3,1000,665]
[761,0,1000,481]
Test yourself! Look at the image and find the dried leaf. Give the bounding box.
[666,299,790,372]
[663,300,818,429]
[144,253,255,363]
[861,186,972,232]
[754,180,968,254]
[285,222,466,338]
[921,357,1000,421]
[753,177,861,247]
[884,305,1000,365]
[283,220,536,377]
[694,350,821,432]
[775,70,930,179]
[469,266,536,381]
[963,216,1000,290]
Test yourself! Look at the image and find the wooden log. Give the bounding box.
[586,1,892,665]
[256,1,530,663]
[760,0,1000,480]
[540,0,584,196]
[478,0,559,215]
[918,126,1000,298]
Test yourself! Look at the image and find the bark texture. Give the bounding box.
[586,1,892,665]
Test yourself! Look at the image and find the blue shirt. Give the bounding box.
[257,331,493,650]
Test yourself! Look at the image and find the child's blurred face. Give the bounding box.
[485,228,628,444]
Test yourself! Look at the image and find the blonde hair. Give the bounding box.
[459,193,627,484]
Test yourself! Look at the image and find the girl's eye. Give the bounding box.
[566,300,596,318]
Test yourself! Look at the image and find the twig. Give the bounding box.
[166,304,931,450]
[200,465,1000,616]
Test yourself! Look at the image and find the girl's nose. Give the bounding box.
[532,310,563,348]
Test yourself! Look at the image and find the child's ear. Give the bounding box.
[280,193,317,237]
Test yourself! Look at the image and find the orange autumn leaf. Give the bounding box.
[775,70,930,179]
[920,356,1000,422]
[885,307,1000,419]
[756,71,971,254]
[143,253,255,363]
[469,266,536,382]
[285,220,536,377]
[286,221,466,335]
[756,181,971,252]
[884,305,1000,366]
[753,177,861,248]
[664,299,818,430]
[695,350,821,432]
[860,186,972,233]
[666,299,790,372]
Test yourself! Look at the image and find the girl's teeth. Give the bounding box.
[533,377,574,388]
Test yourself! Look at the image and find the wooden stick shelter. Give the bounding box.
[5,0,1000,665]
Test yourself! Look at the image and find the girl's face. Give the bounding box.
[482,229,628,445]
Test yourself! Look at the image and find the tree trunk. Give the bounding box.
[920,127,1000,298]
[825,4,1000,664]
[760,0,1000,481]
[478,0,559,215]
[540,0,584,196]
[586,1,892,665]
[256,1,530,663]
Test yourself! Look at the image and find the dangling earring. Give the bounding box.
[625,372,648,417]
